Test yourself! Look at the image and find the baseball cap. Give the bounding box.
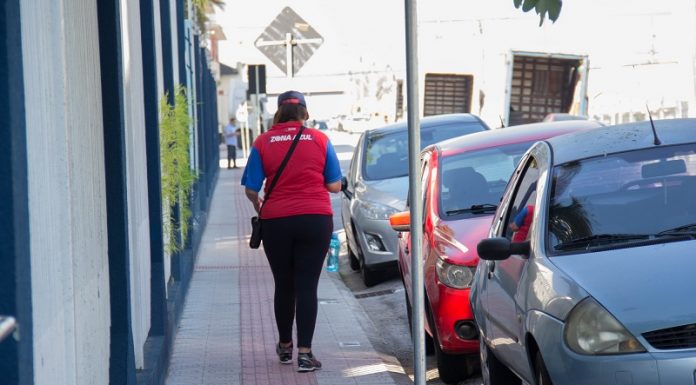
[277,90,307,108]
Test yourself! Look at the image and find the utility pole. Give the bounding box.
[404,1,425,384]
[255,65,262,135]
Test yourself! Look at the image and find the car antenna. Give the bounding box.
[646,104,661,145]
[499,115,505,128]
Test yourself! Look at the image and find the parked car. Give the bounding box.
[309,119,328,130]
[388,120,602,383]
[472,118,696,385]
[341,114,490,286]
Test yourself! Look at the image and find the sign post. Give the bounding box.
[254,6,323,77]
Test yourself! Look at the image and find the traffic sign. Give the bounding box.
[255,7,323,77]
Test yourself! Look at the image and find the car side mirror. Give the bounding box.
[389,211,411,232]
[477,238,530,261]
[341,176,353,199]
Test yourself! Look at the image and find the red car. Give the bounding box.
[389,120,602,384]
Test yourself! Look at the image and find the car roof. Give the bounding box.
[433,120,604,157]
[365,113,487,136]
[547,118,696,165]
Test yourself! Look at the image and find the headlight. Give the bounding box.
[358,201,399,220]
[436,258,475,289]
[564,298,646,355]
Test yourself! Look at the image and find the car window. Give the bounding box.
[439,141,535,218]
[548,143,696,253]
[348,135,362,186]
[421,159,430,223]
[363,122,486,180]
[504,157,540,241]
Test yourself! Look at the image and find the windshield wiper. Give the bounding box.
[554,233,650,251]
[446,204,498,216]
[655,223,696,238]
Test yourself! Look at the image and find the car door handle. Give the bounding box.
[404,245,410,254]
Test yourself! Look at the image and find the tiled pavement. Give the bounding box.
[165,164,399,385]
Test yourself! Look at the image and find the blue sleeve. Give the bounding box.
[513,206,529,227]
[241,147,265,191]
[323,141,342,183]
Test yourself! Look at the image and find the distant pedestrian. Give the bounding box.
[241,90,342,372]
[224,118,239,168]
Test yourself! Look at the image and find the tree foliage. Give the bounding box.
[192,0,225,33]
[513,0,562,25]
[160,85,197,254]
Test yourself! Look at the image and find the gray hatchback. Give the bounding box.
[341,114,490,286]
[472,118,696,385]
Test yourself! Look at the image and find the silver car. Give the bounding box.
[341,114,490,286]
[472,119,696,385]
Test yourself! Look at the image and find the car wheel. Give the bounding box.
[535,351,554,385]
[361,262,382,287]
[403,286,434,355]
[434,346,477,384]
[480,337,521,385]
[348,244,360,271]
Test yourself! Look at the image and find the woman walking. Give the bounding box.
[241,90,342,372]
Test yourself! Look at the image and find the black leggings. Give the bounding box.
[261,214,333,348]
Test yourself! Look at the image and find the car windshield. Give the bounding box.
[440,141,534,218]
[363,122,486,180]
[548,143,696,253]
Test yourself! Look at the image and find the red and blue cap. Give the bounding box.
[277,90,307,108]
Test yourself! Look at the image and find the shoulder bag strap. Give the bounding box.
[259,126,305,214]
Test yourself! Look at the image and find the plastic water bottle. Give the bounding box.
[326,233,340,272]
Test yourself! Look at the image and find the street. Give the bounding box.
[327,130,483,385]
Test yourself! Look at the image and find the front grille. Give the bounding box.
[643,323,696,350]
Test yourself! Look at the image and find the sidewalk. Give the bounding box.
[165,165,400,385]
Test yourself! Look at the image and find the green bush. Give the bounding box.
[160,85,197,254]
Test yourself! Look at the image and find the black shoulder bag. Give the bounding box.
[249,126,305,249]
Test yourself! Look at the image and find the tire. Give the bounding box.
[403,288,435,355]
[348,245,360,271]
[434,346,476,384]
[361,263,381,287]
[480,338,521,385]
[535,351,554,385]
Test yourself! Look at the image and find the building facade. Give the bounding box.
[0,1,221,384]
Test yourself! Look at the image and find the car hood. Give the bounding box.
[435,214,495,265]
[357,176,408,210]
[551,240,696,335]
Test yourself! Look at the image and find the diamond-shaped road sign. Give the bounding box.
[255,7,323,77]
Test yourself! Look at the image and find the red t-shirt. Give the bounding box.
[241,121,342,219]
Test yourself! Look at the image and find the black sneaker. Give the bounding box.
[297,352,322,372]
[276,342,293,364]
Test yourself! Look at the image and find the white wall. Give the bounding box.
[154,0,172,294]
[21,0,111,384]
[121,0,153,370]
[170,0,180,88]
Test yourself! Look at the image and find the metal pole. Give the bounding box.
[255,65,261,135]
[242,121,249,159]
[285,32,293,78]
[404,1,425,384]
